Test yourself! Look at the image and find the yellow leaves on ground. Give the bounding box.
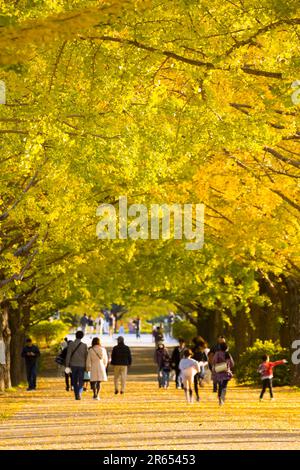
[1,348,300,450]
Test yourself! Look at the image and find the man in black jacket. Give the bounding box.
[171,338,185,389]
[111,336,132,395]
[21,338,40,391]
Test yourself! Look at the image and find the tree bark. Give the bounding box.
[280,276,300,385]
[233,308,251,359]
[0,301,11,391]
[9,302,30,386]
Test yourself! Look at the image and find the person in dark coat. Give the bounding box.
[171,338,185,389]
[154,343,171,389]
[110,336,132,395]
[153,326,164,346]
[59,340,73,391]
[134,317,141,339]
[192,340,208,402]
[21,338,40,391]
[80,313,89,333]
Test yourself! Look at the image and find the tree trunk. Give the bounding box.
[9,303,30,386]
[10,328,26,386]
[281,276,300,386]
[195,308,219,345]
[233,308,250,359]
[0,301,11,391]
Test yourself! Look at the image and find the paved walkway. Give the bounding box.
[66,333,177,348]
[1,348,300,450]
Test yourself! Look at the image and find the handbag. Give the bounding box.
[84,371,90,381]
[55,354,64,365]
[214,362,228,373]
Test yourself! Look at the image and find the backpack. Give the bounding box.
[55,346,67,366]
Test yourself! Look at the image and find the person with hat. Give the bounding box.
[110,336,132,395]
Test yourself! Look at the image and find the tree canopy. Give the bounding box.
[0,0,299,388]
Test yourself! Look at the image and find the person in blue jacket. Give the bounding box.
[21,338,40,391]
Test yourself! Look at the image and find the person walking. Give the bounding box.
[258,354,287,401]
[212,342,234,406]
[134,317,141,339]
[208,335,226,392]
[95,314,104,335]
[171,338,186,389]
[66,331,88,400]
[153,326,164,347]
[111,336,132,395]
[21,338,40,391]
[87,315,94,334]
[167,311,175,337]
[108,313,116,337]
[80,313,89,334]
[57,339,73,391]
[192,339,208,401]
[154,343,171,389]
[179,349,200,403]
[86,337,108,400]
[118,322,125,335]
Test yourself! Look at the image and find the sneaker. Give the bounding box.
[219,398,224,406]
[259,398,263,402]
[270,397,275,401]
[115,390,119,395]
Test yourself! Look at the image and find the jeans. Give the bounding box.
[26,362,37,389]
[159,369,170,388]
[217,379,229,402]
[260,378,273,398]
[71,366,85,398]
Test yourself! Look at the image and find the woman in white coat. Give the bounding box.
[86,337,108,400]
[179,349,200,403]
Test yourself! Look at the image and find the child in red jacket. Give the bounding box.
[258,354,287,401]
